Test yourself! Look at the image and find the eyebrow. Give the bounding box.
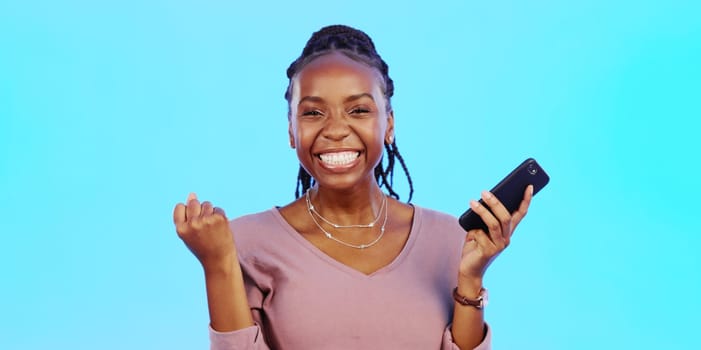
[298,93,375,106]
[345,93,375,103]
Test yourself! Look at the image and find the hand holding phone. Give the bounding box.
[458,158,549,232]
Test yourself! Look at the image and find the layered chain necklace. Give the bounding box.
[305,190,389,249]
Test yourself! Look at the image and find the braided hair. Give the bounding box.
[285,25,414,202]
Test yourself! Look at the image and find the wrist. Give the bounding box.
[202,254,239,278]
[457,277,484,298]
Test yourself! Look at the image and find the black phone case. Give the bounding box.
[458,158,550,232]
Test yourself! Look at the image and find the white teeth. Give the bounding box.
[319,151,359,165]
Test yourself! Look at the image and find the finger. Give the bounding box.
[186,196,202,221]
[481,191,511,224]
[480,190,512,241]
[469,200,504,245]
[200,201,214,217]
[174,203,186,224]
[465,230,476,242]
[202,207,230,227]
[469,229,497,254]
[213,206,227,219]
[187,192,197,202]
[511,185,534,228]
[461,232,479,255]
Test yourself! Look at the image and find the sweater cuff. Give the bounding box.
[443,322,491,350]
[209,324,264,350]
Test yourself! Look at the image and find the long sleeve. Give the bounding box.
[207,276,272,350]
[208,223,273,350]
[209,321,492,350]
[205,207,492,350]
[441,323,492,350]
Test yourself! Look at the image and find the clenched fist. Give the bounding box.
[173,193,237,271]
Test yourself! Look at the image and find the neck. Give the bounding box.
[308,183,386,226]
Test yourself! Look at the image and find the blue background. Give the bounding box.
[1,1,699,349]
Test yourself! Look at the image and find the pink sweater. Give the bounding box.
[210,206,491,350]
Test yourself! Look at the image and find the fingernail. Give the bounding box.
[482,191,492,200]
[529,185,534,195]
[470,200,479,208]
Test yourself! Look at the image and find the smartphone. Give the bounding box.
[458,158,550,232]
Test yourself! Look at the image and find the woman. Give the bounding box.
[173,25,533,350]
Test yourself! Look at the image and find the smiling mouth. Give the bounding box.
[318,151,360,166]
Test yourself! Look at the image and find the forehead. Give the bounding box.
[293,52,384,99]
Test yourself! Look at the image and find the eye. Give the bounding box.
[350,107,371,115]
[301,109,323,117]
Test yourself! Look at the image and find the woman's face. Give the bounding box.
[288,52,394,192]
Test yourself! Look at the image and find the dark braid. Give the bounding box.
[286,25,413,202]
[375,139,414,201]
[295,165,315,199]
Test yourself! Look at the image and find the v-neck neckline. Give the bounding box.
[269,205,421,279]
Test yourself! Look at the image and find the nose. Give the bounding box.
[321,113,351,141]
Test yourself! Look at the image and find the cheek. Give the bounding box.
[290,122,316,149]
[369,118,389,142]
[295,125,311,141]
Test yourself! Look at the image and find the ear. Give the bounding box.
[288,121,296,149]
[385,110,395,145]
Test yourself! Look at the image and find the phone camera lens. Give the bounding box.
[527,163,538,175]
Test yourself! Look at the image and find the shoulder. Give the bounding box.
[415,205,457,221]
[228,208,289,260]
[410,204,466,243]
[413,205,463,231]
[406,205,465,270]
[229,209,279,230]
